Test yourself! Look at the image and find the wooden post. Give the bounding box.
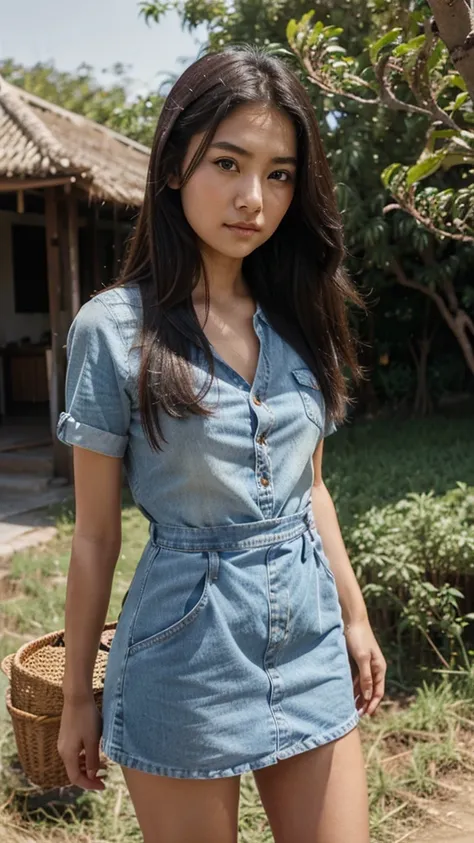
[91,203,101,292]
[44,187,72,481]
[113,203,121,281]
[66,190,81,317]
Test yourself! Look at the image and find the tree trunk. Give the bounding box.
[389,257,474,376]
[427,0,474,102]
[410,298,436,416]
[355,309,380,416]
[410,338,433,416]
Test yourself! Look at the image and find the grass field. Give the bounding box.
[1,412,473,842]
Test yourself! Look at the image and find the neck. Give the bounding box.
[193,245,250,305]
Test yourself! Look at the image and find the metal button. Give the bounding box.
[253,395,262,406]
[260,477,270,487]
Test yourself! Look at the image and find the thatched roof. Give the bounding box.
[0,75,150,205]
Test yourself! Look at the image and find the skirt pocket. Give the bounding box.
[127,547,220,656]
[313,542,336,583]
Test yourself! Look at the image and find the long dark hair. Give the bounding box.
[115,46,364,450]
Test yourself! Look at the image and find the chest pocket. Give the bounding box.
[292,368,323,430]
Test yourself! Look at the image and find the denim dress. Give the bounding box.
[57,284,359,780]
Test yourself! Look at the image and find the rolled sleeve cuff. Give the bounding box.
[56,412,128,458]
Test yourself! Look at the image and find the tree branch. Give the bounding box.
[375,54,434,117]
[383,197,474,242]
[427,0,474,101]
[302,53,379,105]
[389,257,474,372]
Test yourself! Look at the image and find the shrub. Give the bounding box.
[346,484,474,679]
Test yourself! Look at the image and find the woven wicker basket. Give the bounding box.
[1,623,117,789]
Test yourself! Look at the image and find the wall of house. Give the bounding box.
[0,210,50,345]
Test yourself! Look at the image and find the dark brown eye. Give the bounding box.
[216,158,237,172]
[270,170,293,182]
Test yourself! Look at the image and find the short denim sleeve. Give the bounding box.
[56,296,131,457]
[324,416,338,438]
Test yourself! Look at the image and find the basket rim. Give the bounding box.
[5,689,62,724]
[1,653,14,679]
[5,622,117,691]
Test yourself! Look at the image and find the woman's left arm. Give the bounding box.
[311,440,387,717]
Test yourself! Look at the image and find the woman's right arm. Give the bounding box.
[58,445,123,791]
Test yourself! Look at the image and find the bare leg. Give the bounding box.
[122,767,241,843]
[253,726,369,843]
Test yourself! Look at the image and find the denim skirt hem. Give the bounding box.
[101,710,360,781]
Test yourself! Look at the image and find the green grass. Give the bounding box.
[324,412,473,525]
[1,414,473,842]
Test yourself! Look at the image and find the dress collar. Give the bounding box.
[255,303,270,325]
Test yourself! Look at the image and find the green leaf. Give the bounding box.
[381,162,402,187]
[324,44,347,55]
[300,10,316,28]
[306,19,325,47]
[431,129,457,141]
[392,43,412,57]
[451,73,468,91]
[450,91,469,113]
[369,28,403,64]
[286,18,298,43]
[459,129,474,146]
[427,39,445,71]
[323,26,344,38]
[442,152,474,170]
[139,1,172,23]
[393,34,426,57]
[425,128,456,154]
[407,152,446,186]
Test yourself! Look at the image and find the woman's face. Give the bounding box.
[176,103,297,261]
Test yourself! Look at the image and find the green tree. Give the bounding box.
[288,7,474,375]
[139,0,374,55]
[0,59,163,146]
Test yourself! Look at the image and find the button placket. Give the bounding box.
[252,400,274,515]
[251,319,274,518]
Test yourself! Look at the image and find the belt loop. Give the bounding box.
[302,531,312,564]
[208,551,220,581]
[305,506,316,543]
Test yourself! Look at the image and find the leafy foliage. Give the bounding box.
[287,5,474,379]
[139,0,376,55]
[347,484,474,675]
[287,10,474,241]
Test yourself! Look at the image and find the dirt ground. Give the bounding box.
[407,774,474,843]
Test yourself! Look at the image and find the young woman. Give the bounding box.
[57,46,386,843]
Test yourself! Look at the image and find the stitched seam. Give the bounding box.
[128,545,161,647]
[150,524,307,553]
[94,295,132,391]
[128,564,211,655]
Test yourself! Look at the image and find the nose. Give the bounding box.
[235,175,263,214]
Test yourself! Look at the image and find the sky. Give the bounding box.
[0,0,206,92]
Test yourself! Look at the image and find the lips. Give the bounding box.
[225,222,261,232]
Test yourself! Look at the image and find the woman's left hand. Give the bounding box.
[344,617,386,717]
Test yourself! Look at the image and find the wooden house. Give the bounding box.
[0,75,149,484]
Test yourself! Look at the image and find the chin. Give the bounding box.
[203,241,260,260]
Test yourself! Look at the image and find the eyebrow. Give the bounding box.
[209,141,297,166]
